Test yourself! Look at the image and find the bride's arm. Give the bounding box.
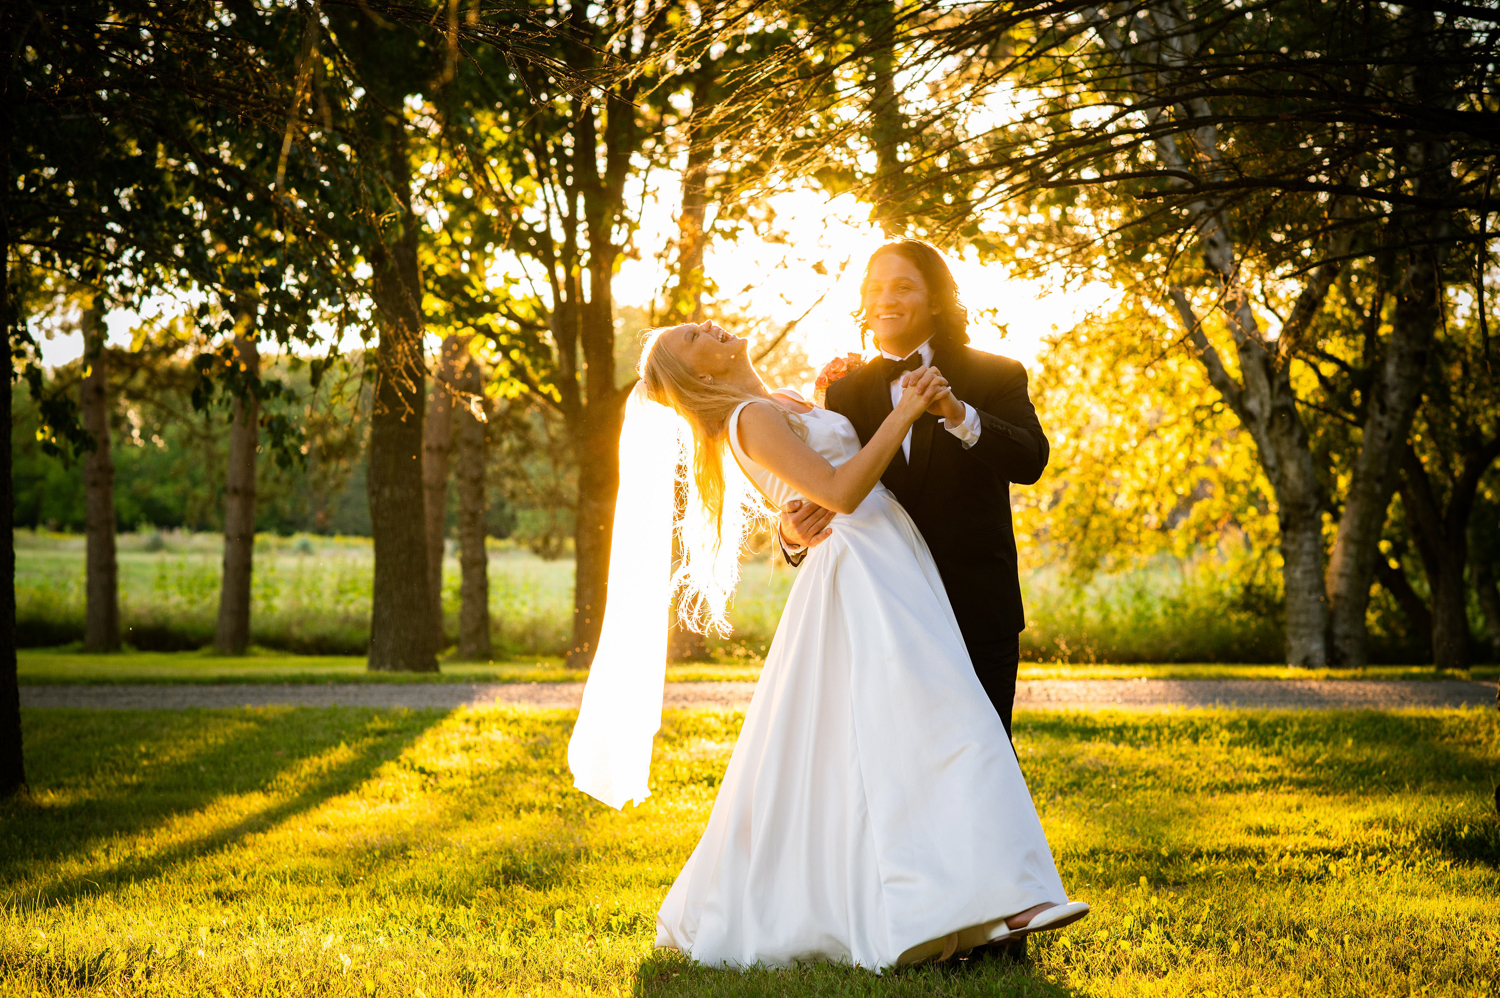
[737,369,949,514]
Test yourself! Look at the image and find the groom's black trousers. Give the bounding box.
[966,633,1021,739]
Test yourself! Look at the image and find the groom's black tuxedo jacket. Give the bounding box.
[821,340,1049,642]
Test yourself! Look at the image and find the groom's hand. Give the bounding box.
[780,499,834,550]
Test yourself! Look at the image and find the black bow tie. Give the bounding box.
[875,352,924,383]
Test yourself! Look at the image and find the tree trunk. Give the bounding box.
[866,0,905,236]
[1276,472,1330,666]
[1167,282,1333,667]
[365,130,436,673]
[1,238,25,798]
[1110,6,1333,666]
[1375,556,1434,653]
[81,302,119,653]
[663,78,715,663]
[214,326,259,655]
[454,351,491,660]
[1475,557,1500,663]
[1429,551,1472,669]
[665,65,715,326]
[1327,229,1447,664]
[567,394,627,668]
[423,334,462,649]
[561,87,634,670]
[1324,309,1437,666]
[1397,442,1499,670]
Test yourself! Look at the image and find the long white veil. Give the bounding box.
[567,382,689,809]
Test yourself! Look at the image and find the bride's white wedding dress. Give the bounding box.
[654,394,1071,970]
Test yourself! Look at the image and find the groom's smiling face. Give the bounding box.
[862,254,939,356]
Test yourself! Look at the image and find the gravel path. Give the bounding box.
[19,679,1497,711]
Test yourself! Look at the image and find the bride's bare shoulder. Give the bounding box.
[734,397,802,456]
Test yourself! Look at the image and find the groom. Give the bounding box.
[779,239,1049,739]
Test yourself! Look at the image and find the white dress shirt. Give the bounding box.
[880,339,982,459]
[781,341,981,556]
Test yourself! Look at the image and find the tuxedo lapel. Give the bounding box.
[931,340,978,421]
[906,413,938,490]
[905,340,967,493]
[931,339,971,398]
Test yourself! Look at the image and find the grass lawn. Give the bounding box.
[16,648,1499,685]
[2,706,1497,996]
[15,650,765,685]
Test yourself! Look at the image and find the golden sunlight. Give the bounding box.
[614,177,1118,388]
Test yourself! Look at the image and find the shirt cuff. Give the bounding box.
[941,402,982,448]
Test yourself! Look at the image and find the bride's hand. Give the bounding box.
[895,366,951,423]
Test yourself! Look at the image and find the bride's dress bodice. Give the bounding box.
[727,391,865,510]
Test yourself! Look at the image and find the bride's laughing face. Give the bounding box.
[662,321,749,384]
[862,253,938,354]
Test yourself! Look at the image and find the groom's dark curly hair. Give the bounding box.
[856,238,970,350]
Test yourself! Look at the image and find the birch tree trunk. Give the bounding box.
[454,353,491,660]
[1323,300,1437,665]
[1325,139,1451,665]
[1107,4,1456,667]
[1167,286,1331,666]
[423,334,463,649]
[81,301,120,653]
[1101,5,1364,666]
[214,325,259,654]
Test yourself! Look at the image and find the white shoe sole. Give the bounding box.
[1012,901,1090,939]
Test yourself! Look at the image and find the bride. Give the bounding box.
[567,319,1087,970]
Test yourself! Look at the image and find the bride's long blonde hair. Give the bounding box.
[639,328,805,635]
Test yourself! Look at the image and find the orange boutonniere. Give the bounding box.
[813,353,865,407]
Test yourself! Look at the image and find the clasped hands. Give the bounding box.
[780,365,962,551]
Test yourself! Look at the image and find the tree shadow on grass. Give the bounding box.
[1421,810,1500,867]
[635,948,1079,998]
[2,706,448,908]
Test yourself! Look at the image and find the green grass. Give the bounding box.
[15,650,764,685]
[2,706,1497,996]
[16,649,1496,685]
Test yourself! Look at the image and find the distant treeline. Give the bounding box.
[9,351,558,546]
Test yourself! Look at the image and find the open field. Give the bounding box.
[16,649,1499,685]
[14,531,590,658]
[9,530,1358,664]
[13,531,794,660]
[2,706,1497,996]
